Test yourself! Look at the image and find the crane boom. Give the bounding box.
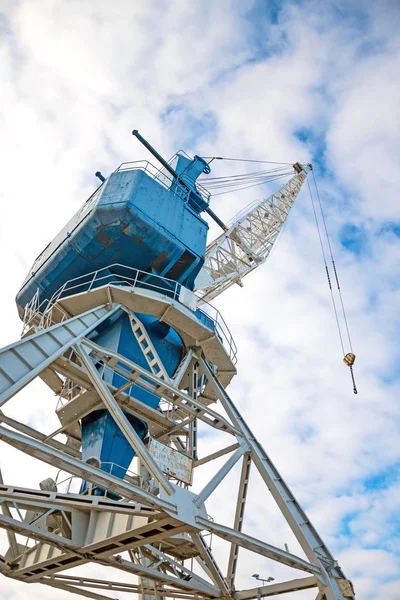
[194,163,311,303]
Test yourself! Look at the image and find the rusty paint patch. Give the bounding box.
[96,232,111,245]
[150,250,168,268]
[131,235,145,244]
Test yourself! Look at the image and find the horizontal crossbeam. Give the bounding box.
[0,426,175,512]
[82,339,240,436]
[234,576,318,599]
[195,517,322,576]
[0,485,157,516]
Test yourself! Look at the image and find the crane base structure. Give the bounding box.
[0,277,354,600]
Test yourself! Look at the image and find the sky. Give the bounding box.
[0,0,399,599]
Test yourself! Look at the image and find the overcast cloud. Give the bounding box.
[0,1,399,599]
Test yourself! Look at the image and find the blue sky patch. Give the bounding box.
[380,222,400,239]
[340,223,368,255]
[363,464,400,491]
[161,104,218,150]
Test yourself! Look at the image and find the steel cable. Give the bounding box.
[312,170,354,354]
[203,156,293,165]
[307,177,346,355]
[307,175,358,394]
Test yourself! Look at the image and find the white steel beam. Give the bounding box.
[190,533,230,596]
[0,425,175,512]
[234,576,318,599]
[0,553,11,574]
[82,338,240,436]
[0,304,120,407]
[194,443,240,468]
[42,580,115,600]
[105,555,220,597]
[196,517,323,577]
[0,469,20,559]
[42,575,205,599]
[0,485,157,517]
[226,452,251,588]
[172,350,194,387]
[0,511,79,550]
[74,342,176,496]
[0,411,80,457]
[41,574,143,594]
[49,369,178,439]
[200,358,353,600]
[141,543,218,594]
[194,444,247,507]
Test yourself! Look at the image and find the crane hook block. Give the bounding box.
[343,353,356,367]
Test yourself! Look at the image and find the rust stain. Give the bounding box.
[96,232,111,245]
[131,235,145,244]
[150,250,168,268]
[122,224,145,244]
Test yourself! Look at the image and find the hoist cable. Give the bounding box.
[210,173,291,197]
[307,177,346,355]
[205,172,291,188]
[203,156,293,165]
[203,168,293,190]
[312,170,354,354]
[205,166,291,182]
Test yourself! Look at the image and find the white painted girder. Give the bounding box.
[0,304,120,407]
[0,287,354,600]
[0,425,174,511]
[195,166,311,302]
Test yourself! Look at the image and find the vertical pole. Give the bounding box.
[138,461,160,600]
[188,361,199,461]
[0,469,20,559]
[226,453,252,589]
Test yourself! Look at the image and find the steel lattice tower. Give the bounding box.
[0,132,355,600]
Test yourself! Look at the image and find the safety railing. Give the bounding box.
[48,264,183,305]
[114,159,211,206]
[22,288,40,332]
[55,463,146,495]
[23,264,237,364]
[50,264,237,364]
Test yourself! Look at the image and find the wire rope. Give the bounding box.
[312,170,353,354]
[203,156,293,165]
[210,174,291,196]
[307,177,346,355]
[307,175,358,394]
[199,163,294,197]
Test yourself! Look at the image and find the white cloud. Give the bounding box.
[0,1,399,599]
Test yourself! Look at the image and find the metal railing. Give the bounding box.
[55,463,146,495]
[23,264,237,364]
[114,159,211,206]
[48,264,184,306]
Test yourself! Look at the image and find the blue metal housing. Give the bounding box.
[16,158,209,314]
[16,152,212,495]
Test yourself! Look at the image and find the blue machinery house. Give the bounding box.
[16,133,217,496]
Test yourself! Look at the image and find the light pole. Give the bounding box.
[252,574,275,597]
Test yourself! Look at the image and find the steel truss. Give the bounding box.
[194,166,311,303]
[0,287,354,600]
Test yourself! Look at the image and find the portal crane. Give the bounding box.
[0,131,355,600]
